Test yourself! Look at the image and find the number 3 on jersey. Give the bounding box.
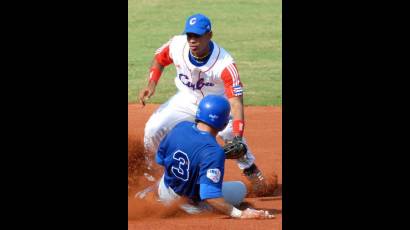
[171,150,190,181]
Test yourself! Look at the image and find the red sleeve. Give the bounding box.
[220,63,243,98]
[154,40,173,67]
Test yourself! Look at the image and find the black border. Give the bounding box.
[11,1,129,228]
[282,1,403,228]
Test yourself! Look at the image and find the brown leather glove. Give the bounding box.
[223,136,247,159]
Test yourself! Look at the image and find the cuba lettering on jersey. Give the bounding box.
[154,35,243,99]
[156,121,225,201]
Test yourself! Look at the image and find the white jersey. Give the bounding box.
[155,35,243,100]
[143,35,255,174]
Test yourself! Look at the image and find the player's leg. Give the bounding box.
[178,181,248,214]
[157,174,180,204]
[144,93,198,153]
[218,120,266,194]
[157,174,209,214]
[158,180,247,215]
[189,181,247,213]
[143,92,197,180]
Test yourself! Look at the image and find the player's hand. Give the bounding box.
[223,136,247,159]
[240,208,274,219]
[138,83,156,106]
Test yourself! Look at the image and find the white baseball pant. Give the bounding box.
[157,174,247,214]
[144,91,255,171]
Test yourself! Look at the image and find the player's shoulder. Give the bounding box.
[166,34,187,55]
[212,41,235,70]
[198,134,224,156]
[213,41,234,60]
[174,120,195,130]
[169,34,187,46]
[200,143,225,161]
[172,34,187,40]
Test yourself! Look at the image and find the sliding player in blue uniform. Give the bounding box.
[156,95,274,219]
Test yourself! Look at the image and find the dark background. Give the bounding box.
[3,0,406,229]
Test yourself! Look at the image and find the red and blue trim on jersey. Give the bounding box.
[221,63,243,98]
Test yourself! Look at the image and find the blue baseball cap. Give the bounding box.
[184,14,212,36]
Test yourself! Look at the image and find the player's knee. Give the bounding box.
[144,118,162,139]
[222,181,247,206]
[144,122,168,151]
[218,121,233,141]
[218,132,233,143]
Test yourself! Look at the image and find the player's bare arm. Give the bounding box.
[228,95,245,125]
[138,58,164,106]
[204,197,233,216]
[205,197,274,219]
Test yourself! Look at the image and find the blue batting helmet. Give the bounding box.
[195,95,231,131]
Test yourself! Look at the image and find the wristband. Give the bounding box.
[230,207,242,218]
[233,120,245,137]
[149,67,162,84]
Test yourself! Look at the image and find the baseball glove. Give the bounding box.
[223,136,247,159]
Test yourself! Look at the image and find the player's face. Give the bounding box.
[187,32,212,57]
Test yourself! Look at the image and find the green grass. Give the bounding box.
[128,0,281,106]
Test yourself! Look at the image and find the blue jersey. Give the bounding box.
[156,121,225,201]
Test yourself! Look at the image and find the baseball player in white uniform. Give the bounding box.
[138,13,266,194]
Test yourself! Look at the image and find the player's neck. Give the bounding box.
[191,42,211,60]
[196,122,218,137]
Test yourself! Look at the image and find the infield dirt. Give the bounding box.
[128,104,282,230]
